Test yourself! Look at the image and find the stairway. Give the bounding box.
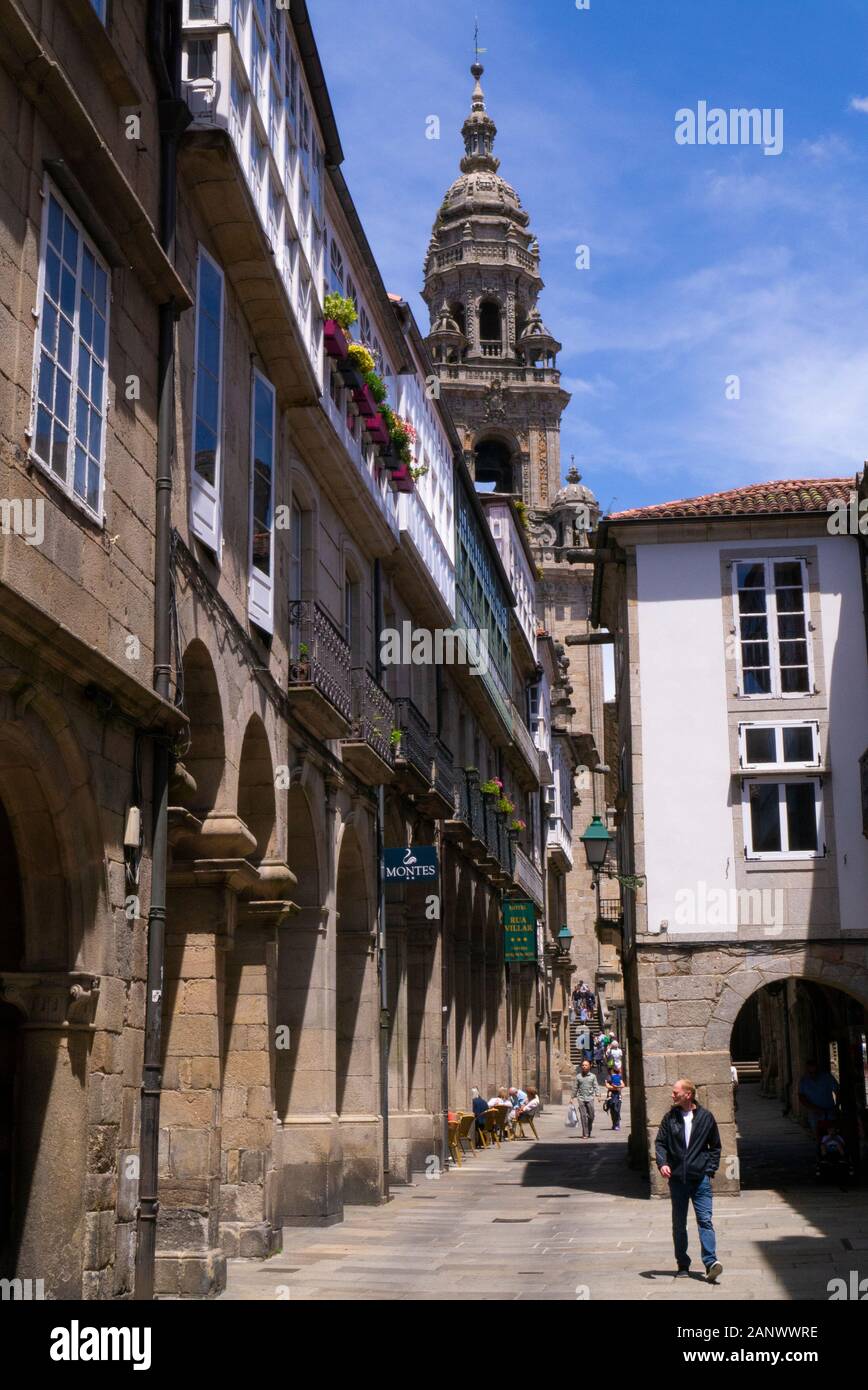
[570,1007,602,1066]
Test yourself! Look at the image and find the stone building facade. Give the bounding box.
[593,479,868,1193]
[0,0,573,1299]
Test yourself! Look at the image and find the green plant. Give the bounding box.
[496,797,515,815]
[480,779,501,796]
[365,370,388,405]
[514,499,530,533]
[324,292,358,331]
[298,642,309,659]
[347,341,375,375]
[409,464,429,482]
[535,564,544,580]
[510,818,527,832]
[390,728,403,746]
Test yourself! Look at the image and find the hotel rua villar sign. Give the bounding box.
[382,847,439,884]
[503,899,537,962]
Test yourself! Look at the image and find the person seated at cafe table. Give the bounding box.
[488,1088,510,1109]
[513,1087,540,1129]
[471,1087,489,1147]
[507,1085,527,1119]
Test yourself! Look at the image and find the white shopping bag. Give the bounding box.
[565,1101,579,1128]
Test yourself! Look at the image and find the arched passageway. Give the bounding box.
[732,979,868,1189]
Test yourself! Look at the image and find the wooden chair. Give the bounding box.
[448,1119,461,1167]
[457,1112,476,1156]
[479,1109,500,1148]
[514,1110,540,1140]
[494,1106,512,1144]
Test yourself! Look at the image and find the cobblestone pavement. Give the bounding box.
[220,1087,868,1301]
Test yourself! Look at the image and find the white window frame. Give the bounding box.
[248,367,276,634]
[742,776,825,861]
[732,556,814,699]
[29,177,111,524]
[738,720,821,772]
[189,246,225,557]
[184,0,219,21]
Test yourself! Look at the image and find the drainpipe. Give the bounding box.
[135,0,190,1300]
[374,559,390,1198]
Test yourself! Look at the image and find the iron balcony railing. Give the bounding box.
[393,697,432,783]
[598,898,624,923]
[288,601,352,722]
[431,736,455,806]
[457,769,484,840]
[349,668,396,769]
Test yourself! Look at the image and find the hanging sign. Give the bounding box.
[382,846,439,883]
[503,898,537,961]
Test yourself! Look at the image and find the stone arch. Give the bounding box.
[0,678,106,969]
[474,427,521,495]
[237,714,277,866]
[179,639,226,817]
[479,298,502,346]
[703,953,868,1053]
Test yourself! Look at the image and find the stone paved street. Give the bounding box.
[220,1087,868,1301]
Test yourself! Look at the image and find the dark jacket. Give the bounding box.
[654,1104,721,1185]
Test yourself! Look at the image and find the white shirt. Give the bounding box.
[683,1108,694,1149]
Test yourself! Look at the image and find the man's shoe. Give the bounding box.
[675,1268,690,1279]
[706,1261,723,1283]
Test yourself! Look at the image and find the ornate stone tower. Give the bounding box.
[422,62,569,508]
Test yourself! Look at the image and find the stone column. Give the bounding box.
[386,908,410,1183]
[220,885,294,1260]
[405,919,442,1175]
[454,938,471,1105]
[155,860,256,1297]
[273,903,343,1225]
[4,973,100,1299]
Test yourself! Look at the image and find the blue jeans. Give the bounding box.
[670,1175,717,1270]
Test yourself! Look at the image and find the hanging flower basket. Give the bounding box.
[323,319,350,359]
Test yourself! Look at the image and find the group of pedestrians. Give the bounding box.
[569,1057,624,1135]
[570,980,596,1023]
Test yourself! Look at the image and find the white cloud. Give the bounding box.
[848,96,868,113]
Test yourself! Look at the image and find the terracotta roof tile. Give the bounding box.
[609,477,853,522]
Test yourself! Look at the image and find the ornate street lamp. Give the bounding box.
[580,815,612,875]
[557,924,573,957]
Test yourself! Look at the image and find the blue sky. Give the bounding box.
[310,0,868,513]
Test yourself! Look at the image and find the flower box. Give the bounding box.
[323,320,349,360]
[390,463,415,493]
[352,383,378,418]
[364,413,391,446]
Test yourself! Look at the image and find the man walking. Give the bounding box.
[655,1078,723,1283]
[574,1059,603,1138]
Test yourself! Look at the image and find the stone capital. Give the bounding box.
[0,971,101,1030]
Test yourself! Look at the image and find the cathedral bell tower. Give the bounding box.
[422,62,570,508]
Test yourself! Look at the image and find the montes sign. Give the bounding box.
[382,846,439,883]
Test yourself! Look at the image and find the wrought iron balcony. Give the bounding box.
[288,601,352,739]
[392,697,432,793]
[445,767,485,846]
[418,736,456,820]
[598,897,624,925]
[512,845,545,909]
[341,668,396,785]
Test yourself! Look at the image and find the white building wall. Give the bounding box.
[817,537,868,931]
[636,542,735,935]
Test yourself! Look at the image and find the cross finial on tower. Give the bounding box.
[472,16,486,77]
